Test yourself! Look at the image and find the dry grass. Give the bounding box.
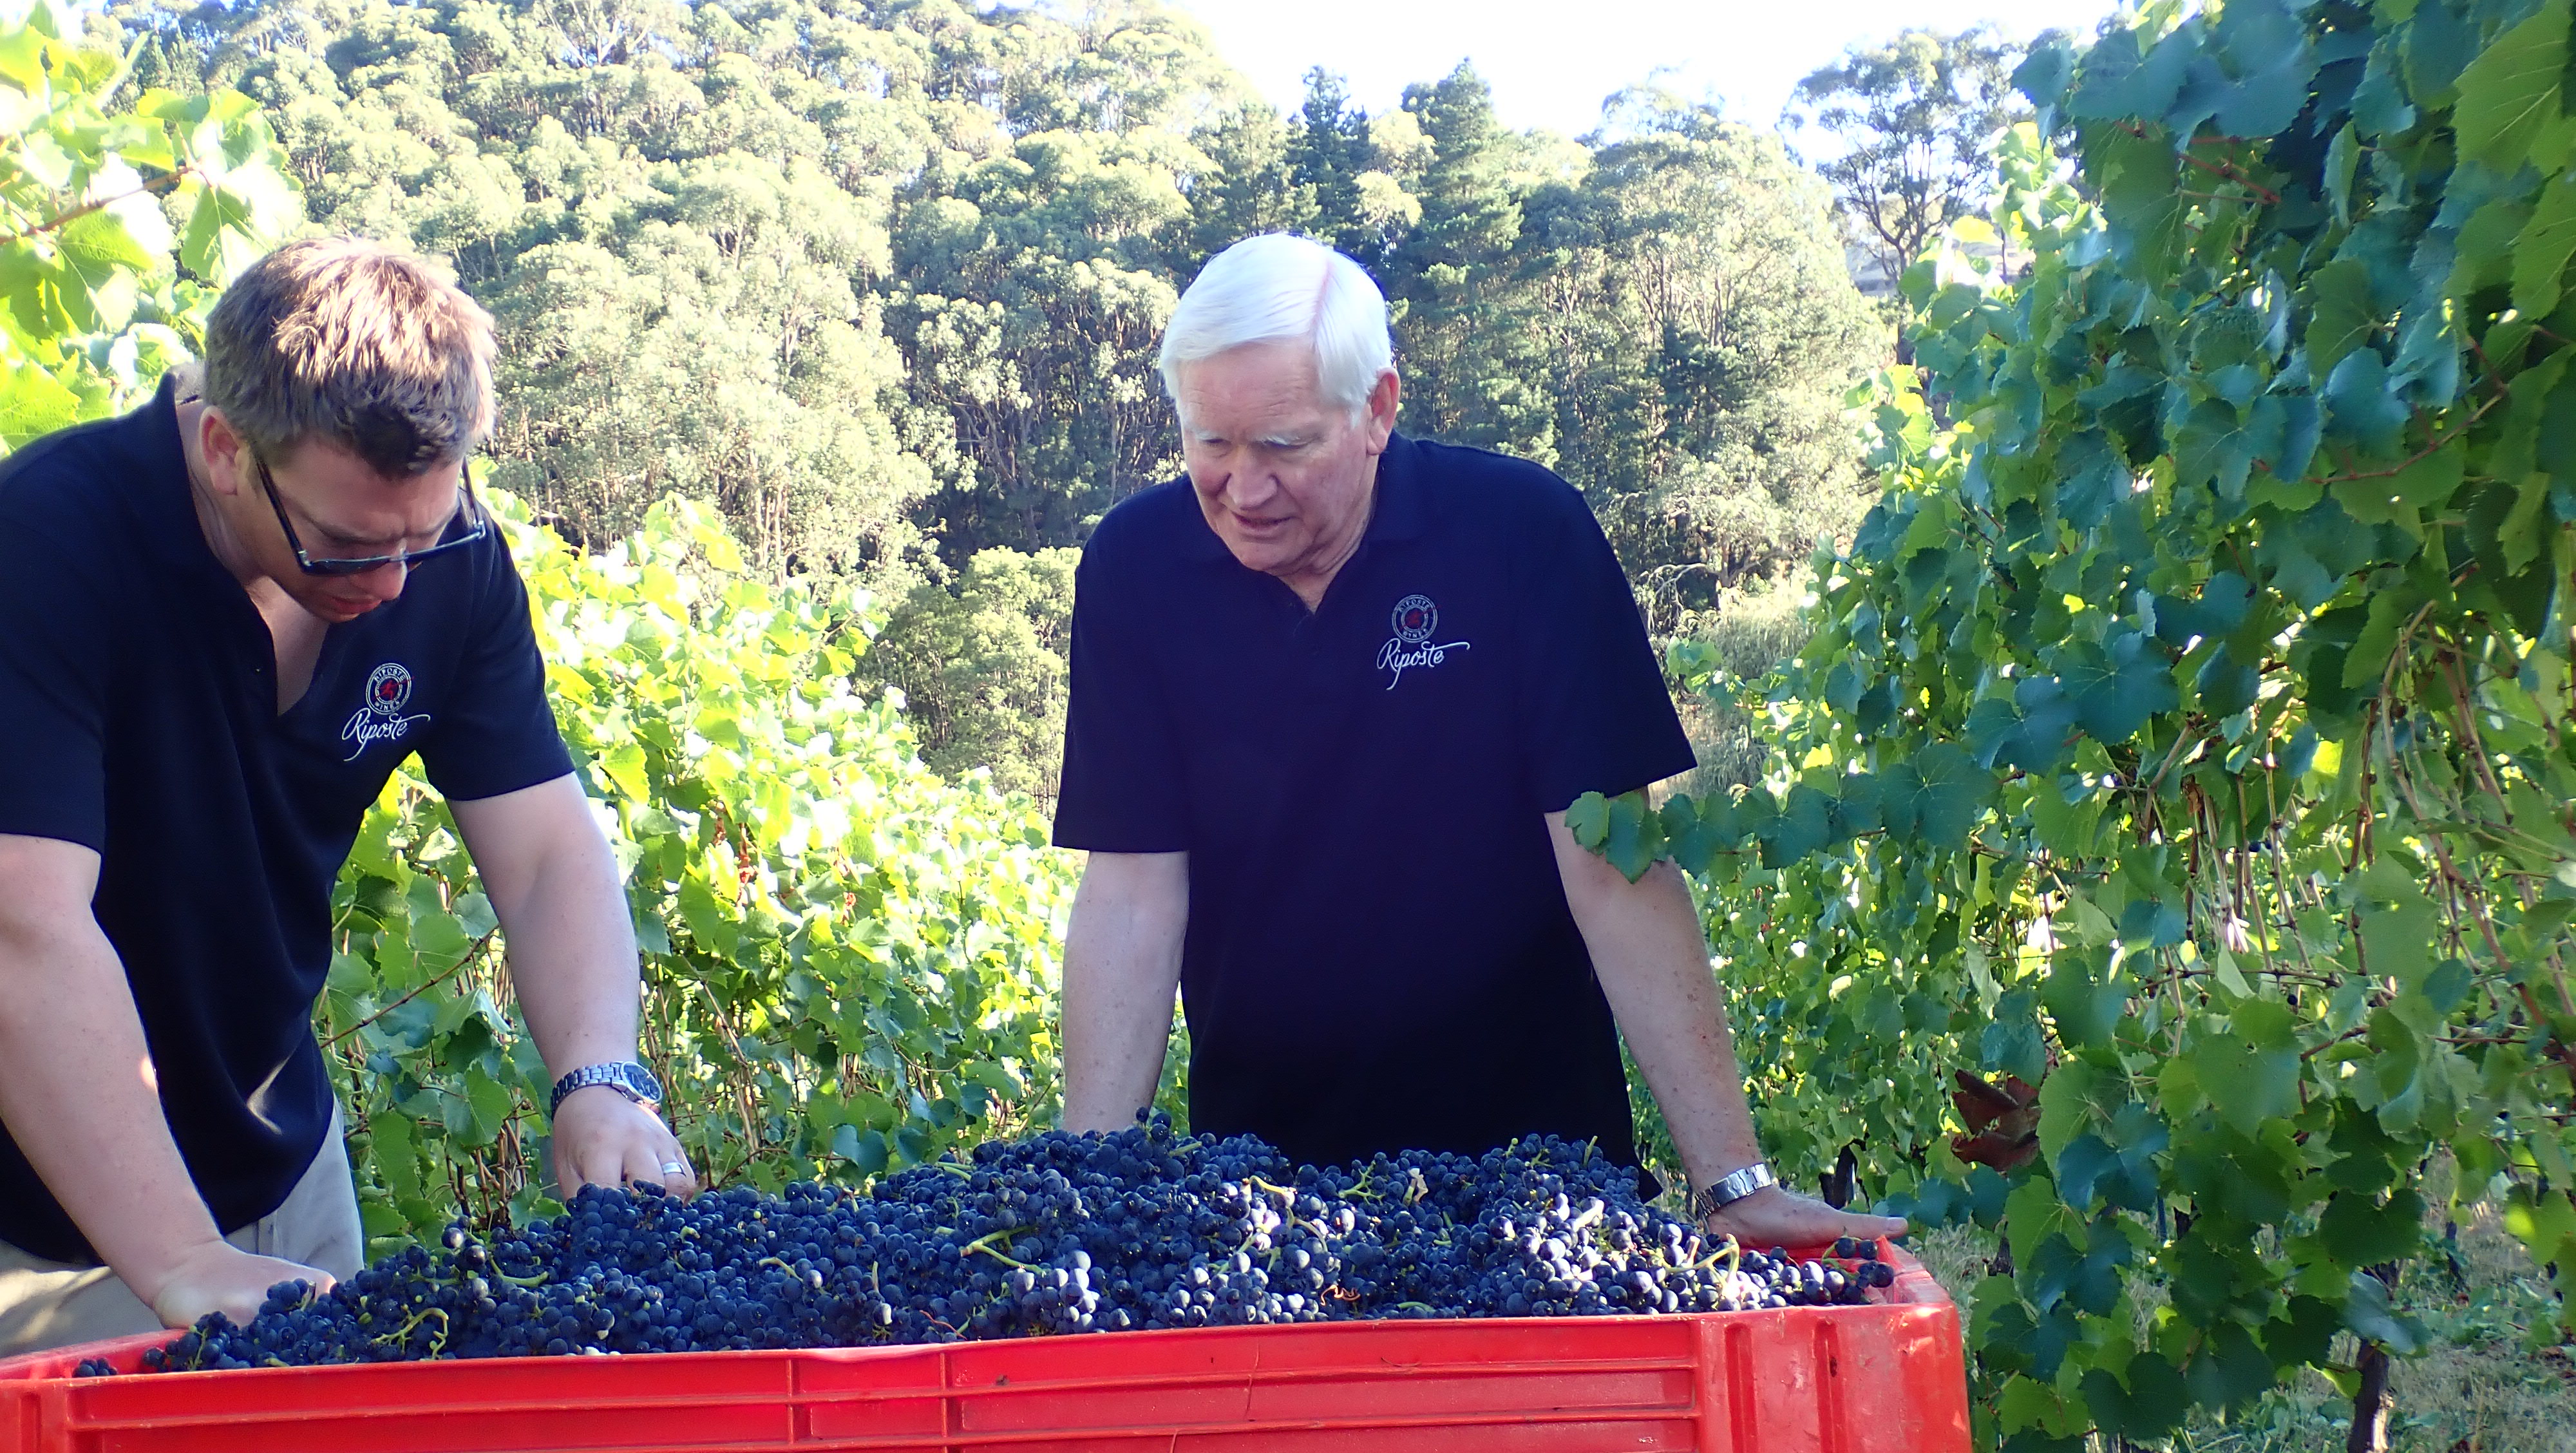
[1903,1205,2575,1452]
[1662,570,1814,800]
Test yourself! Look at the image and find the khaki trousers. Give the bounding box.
[0,1106,365,1359]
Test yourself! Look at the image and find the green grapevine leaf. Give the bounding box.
[1563,791,1611,850]
[0,361,80,448]
[2058,628,2178,744]
[2316,1188,2426,1264]
[2510,172,2576,319]
[2079,1354,2186,1439]
[2054,430,2130,529]
[2342,1269,2424,1353]
[2324,348,2409,455]
[2184,1319,2278,1412]
[2324,123,2360,228]
[2302,258,2378,382]
[2040,951,2126,1051]
[2449,0,2572,173]
[1601,789,1664,882]
[2069,26,2192,122]
[1880,741,1991,842]
[2210,0,2318,136]
[2192,1018,2302,1136]
[2029,1228,2126,1316]
[1765,782,1833,868]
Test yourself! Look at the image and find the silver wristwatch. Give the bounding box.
[549,1061,665,1119]
[1685,1161,1777,1219]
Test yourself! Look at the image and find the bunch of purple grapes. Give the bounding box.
[118,1118,1893,1372]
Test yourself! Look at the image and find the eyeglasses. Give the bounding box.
[254,448,489,576]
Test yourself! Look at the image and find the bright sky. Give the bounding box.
[1164,0,2128,138]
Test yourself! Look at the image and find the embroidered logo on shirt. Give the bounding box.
[1377,593,1470,690]
[342,662,432,761]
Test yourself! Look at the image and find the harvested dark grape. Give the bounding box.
[140,1120,1887,1371]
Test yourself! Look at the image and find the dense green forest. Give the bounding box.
[100,0,1884,790]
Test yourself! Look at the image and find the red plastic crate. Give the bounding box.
[0,1244,1967,1452]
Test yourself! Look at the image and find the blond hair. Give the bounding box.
[201,238,497,477]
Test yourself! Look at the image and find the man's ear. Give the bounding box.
[1364,368,1402,448]
[198,407,249,498]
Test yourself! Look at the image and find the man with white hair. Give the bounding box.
[1052,233,1902,1247]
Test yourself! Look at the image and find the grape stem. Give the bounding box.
[1691,1235,1742,1275]
[960,1226,1036,1269]
[1244,1177,1329,1239]
[378,1306,451,1356]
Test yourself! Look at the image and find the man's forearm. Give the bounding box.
[1060,851,1188,1134]
[1548,813,1763,1192]
[453,776,696,1198]
[484,819,638,1078]
[452,777,639,1078]
[0,882,224,1299]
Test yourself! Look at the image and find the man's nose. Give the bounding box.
[1226,468,1280,509]
[354,560,408,602]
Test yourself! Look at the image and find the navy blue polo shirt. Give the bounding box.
[1054,433,1696,1172]
[0,372,572,1264]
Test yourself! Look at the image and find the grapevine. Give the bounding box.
[1574,0,2576,1444]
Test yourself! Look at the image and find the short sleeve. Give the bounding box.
[415,540,574,802]
[1515,484,1697,812]
[0,519,112,850]
[1051,535,1189,852]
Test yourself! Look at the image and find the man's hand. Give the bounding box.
[551,1085,696,1199]
[144,1240,335,1331]
[1700,1184,1907,1251]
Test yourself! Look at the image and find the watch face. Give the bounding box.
[619,1061,665,1103]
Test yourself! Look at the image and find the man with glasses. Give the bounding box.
[0,239,694,1356]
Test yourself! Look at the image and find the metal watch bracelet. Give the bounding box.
[1685,1161,1777,1219]
[548,1060,664,1119]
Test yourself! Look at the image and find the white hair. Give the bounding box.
[1157,233,1393,422]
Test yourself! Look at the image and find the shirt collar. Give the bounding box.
[1175,430,1428,566]
[134,370,267,609]
[135,370,209,566]
[1369,432,1428,544]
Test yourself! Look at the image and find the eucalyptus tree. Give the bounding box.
[1518,95,1880,633]
[1781,26,2030,290]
